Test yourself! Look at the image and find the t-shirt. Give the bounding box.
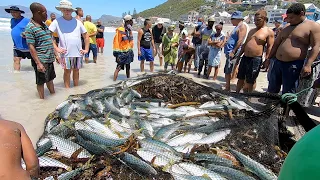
[209,32,225,49]
[192,24,206,45]
[25,20,55,63]
[11,16,30,51]
[49,17,87,58]
[152,25,166,43]
[201,27,215,46]
[96,25,105,39]
[45,19,58,38]
[84,21,97,44]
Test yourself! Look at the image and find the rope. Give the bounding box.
[281,86,313,105]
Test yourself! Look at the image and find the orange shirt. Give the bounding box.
[45,19,58,38]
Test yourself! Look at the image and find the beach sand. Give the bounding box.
[0,25,319,146]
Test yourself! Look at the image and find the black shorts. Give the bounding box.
[237,56,262,84]
[116,63,130,70]
[13,49,32,59]
[31,59,56,85]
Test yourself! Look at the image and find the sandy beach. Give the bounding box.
[0,24,319,146]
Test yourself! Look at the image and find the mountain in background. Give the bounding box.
[137,0,212,20]
[98,14,122,23]
[0,5,59,18]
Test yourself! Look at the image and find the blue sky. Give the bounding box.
[0,0,166,18]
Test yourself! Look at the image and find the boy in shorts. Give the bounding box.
[177,44,195,73]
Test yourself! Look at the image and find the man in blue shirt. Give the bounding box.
[5,6,31,72]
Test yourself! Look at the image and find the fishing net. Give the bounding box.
[32,73,305,180]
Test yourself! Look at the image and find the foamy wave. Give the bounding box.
[0,18,11,22]
[0,18,10,31]
[104,26,137,34]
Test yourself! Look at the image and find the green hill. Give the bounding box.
[137,0,213,20]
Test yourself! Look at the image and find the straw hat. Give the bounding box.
[55,0,76,12]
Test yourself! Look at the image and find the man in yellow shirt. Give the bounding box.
[84,15,97,63]
[45,13,59,44]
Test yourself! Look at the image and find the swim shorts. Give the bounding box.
[59,56,83,70]
[237,56,263,84]
[138,47,154,62]
[31,59,56,85]
[96,38,104,48]
[13,49,32,59]
[267,58,304,94]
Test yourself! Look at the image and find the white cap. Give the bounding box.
[208,15,215,22]
[55,0,76,12]
[156,18,164,25]
[124,15,133,21]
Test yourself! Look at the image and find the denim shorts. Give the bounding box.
[85,43,98,58]
[267,58,304,94]
[237,56,262,84]
[224,54,236,74]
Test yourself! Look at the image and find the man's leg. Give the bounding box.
[150,61,154,72]
[282,60,304,94]
[126,64,130,78]
[64,69,71,88]
[46,80,55,94]
[92,44,98,63]
[224,55,233,91]
[37,84,45,99]
[236,80,245,93]
[73,69,80,86]
[198,59,204,76]
[113,68,121,81]
[207,66,213,79]
[140,60,145,72]
[13,57,22,71]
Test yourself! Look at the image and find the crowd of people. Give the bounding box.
[113,3,320,108]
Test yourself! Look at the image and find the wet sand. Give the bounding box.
[0,25,318,146]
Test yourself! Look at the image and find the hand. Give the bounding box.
[301,65,312,77]
[37,63,46,73]
[55,47,67,54]
[55,56,61,64]
[80,49,88,55]
[263,59,270,70]
[138,50,141,56]
[229,51,235,59]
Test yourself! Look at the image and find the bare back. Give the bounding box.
[276,20,313,61]
[0,120,37,180]
[244,27,273,57]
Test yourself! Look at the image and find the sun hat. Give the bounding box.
[167,25,175,31]
[5,6,25,14]
[156,18,164,25]
[124,15,133,21]
[231,11,244,20]
[208,15,215,22]
[179,21,185,26]
[55,0,76,12]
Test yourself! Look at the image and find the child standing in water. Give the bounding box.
[0,119,39,180]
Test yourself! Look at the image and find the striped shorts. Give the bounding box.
[60,56,83,70]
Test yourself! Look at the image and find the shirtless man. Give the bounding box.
[75,7,83,23]
[265,3,320,94]
[236,10,274,93]
[0,119,39,180]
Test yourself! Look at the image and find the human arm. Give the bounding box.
[80,23,89,54]
[230,24,247,58]
[301,23,320,77]
[263,29,283,69]
[88,25,98,37]
[97,26,104,33]
[19,124,39,178]
[265,29,275,60]
[137,29,143,56]
[216,35,226,48]
[150,29,156,52]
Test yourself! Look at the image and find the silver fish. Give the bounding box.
[77,129,126,147]
[229,149,277,180]
[48,135,91,159]
[172,173,212,180]
[45,118,60,133]
[167,133,206,147]
[208,164,256,180]
[175,162,226,180]
[137,149,179,167]
[121,152,158,175]
[153,123,181,142]
[193,153,233,168]
[58,102,75,119]
[173,144,195,154]
[139,138,180,156]
[36,137,52,157]
[190,129,231,145]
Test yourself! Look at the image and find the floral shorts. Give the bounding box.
[60,56,83,70]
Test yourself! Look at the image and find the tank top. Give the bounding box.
[140,28,152,49]
[224,22,249,54]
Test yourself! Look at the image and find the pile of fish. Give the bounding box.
[33,74,282,180]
